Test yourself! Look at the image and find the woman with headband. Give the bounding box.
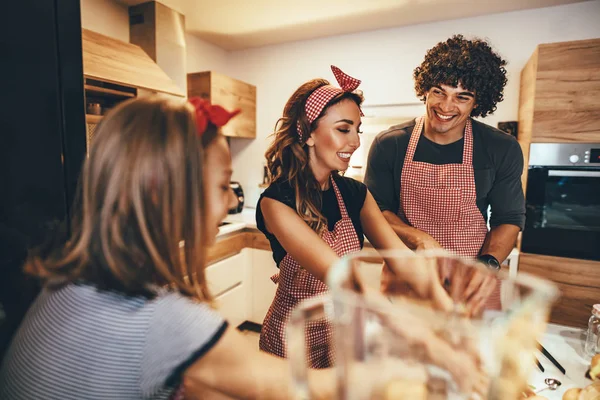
[257,66,454,368]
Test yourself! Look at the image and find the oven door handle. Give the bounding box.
[548,170,600,178]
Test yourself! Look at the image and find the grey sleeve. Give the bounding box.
[364,135,399,213]
[488,139,526,230]
[141,292,227,396]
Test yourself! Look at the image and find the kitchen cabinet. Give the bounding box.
[518,38,600,188]
[250,249,279,324]
[518,38,600,145]
[518,252,600,328]
[187,71,257,138]
[81,28,186,151]
[205,249,252,327]
[204,234,278,328]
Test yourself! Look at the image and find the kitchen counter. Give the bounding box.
[222,207,257,234]
[528,323,592,399]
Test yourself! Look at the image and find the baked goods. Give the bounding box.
[579,381,600,399]
[590,354,600,381]
[562,387,582,400]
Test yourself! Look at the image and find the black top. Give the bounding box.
[256,174,368,266]
[364,119,526,229]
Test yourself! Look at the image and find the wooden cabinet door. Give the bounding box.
[518,252,600,328]
[187,71,256,138]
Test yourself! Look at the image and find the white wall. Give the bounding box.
[186,34,229,74]
[80,0,129,42]
[226,0,600,208]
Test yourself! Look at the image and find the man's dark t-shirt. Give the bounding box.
[364,118,525,230]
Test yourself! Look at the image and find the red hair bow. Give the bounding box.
[188,97,241,136]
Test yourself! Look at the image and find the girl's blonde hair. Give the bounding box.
[26,96,216,301]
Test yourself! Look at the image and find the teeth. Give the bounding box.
[436,111,454,120]
[337,152,351,159]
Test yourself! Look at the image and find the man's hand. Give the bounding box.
[463,270,498,317]
[381,256,453,312]
[414,231,443,250]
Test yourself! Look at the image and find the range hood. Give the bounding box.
[81,28,185,98]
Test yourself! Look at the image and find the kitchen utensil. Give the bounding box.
[539,342,566,374]
[535,378,562,394]
[87,102,101,115]
[287,249,559,400]
[536,356,545,372]
[228,181,244,214]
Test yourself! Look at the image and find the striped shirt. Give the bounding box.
[0,283,227,399]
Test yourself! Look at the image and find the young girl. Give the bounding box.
[0,96,317,399]
[257,66,452,368]
[0,96,483,399]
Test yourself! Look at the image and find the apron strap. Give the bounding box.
[330,176,350,220]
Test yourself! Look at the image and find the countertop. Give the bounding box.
[528,323,592,398]
[217,207,257,238]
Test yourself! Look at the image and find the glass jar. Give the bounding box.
[585,304,600,358]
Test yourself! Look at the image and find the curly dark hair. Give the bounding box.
[413,34,507,118]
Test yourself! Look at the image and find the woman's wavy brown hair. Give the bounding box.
[25,96,218,301]
[265,79,363,233]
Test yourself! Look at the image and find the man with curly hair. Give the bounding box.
[365,35,525,313]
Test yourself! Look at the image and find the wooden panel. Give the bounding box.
[206,232,250,265]
[518,252,600,328]
[248,231,272,251]
[206,230,272,265]
[84,84,135,98]
[187,71,256,138]
[85,114,102,124]
[529,39,600,143]
[211,72,256,139]
[547,283,599,329]
[517,49,538,193]
[81,29,184,97]
[187,71,212,99]
[536,39,600,71]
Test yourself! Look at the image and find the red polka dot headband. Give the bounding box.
[297,65,362,140]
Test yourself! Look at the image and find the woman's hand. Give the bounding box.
[381,256,453,312]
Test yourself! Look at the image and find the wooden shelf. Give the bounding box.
[85,114,103,124]
[85,84,135,98]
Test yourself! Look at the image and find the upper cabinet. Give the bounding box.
[188,71,257,139]
[81,29,184,98]
[518,38,600,145]
[81,28,186,152]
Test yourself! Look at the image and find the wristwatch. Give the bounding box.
[477,254,501,270]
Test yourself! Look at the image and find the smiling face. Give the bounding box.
[203,135,237,245]
[424,83,477,142]
[305,98,362,182]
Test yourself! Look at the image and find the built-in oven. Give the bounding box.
[522,143,600,261]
